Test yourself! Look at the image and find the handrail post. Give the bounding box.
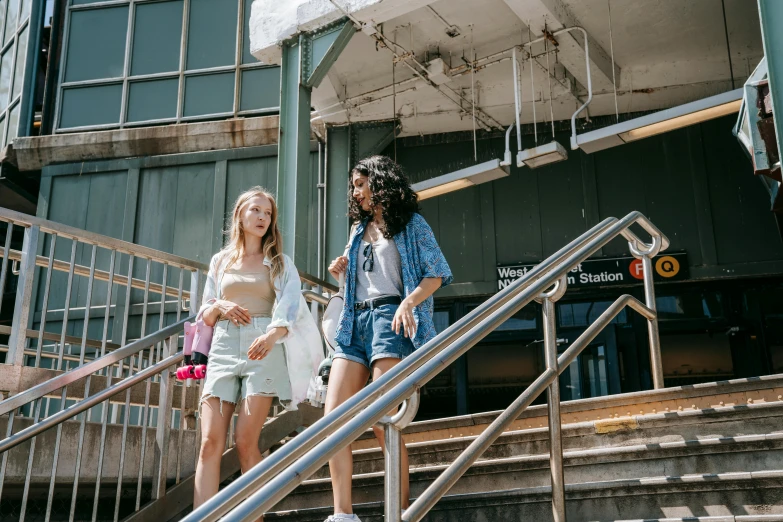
[154,334,178,499]
[7,225,39,367]
[641,254,664,389]
[538,275,567,522]
[377,391,420,522]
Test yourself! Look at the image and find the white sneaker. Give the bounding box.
[325,514,362,522]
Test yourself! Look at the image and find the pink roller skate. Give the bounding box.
[177,320,212,381]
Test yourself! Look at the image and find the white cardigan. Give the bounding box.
[198,252,324,410]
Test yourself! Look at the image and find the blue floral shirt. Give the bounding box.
[336,213,453,349]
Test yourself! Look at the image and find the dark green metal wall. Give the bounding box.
[34,145,321,347]
[388,115,783,297]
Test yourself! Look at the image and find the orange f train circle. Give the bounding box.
[655,256,680,278]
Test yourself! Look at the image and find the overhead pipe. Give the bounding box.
[523,27,594,150]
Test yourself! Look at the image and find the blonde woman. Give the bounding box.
[193,187,322,512]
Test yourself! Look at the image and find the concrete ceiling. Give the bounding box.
[312,0,763,137]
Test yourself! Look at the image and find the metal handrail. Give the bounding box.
[183,211,669,522]
[0,317,193,417]
[0,247,196,300]
[0,337,185,455]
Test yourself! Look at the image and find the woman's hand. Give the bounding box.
[392,299,417,339]
[213,300,251,325]
[248,327,287,360]
[328,256,348,282]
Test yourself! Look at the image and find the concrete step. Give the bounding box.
[350,375,783,451]
[311,402,783,480]
[274,432,783,511]
[267,470,783,522]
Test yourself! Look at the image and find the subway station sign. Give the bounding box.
[497,252,689,291]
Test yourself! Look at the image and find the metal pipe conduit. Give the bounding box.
[189,211,668,522]
[179,216,621,521]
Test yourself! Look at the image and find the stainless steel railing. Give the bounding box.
[0,205,338,522]
[0,206,208,377]
[182,211,669,522]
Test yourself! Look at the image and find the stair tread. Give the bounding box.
[297,431,783,488]
[268,469,783,519]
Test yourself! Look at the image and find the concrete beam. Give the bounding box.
[503,0,620,91]
[250,0,437,65]
[11,116,284,172]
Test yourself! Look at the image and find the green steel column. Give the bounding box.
[758,0,783,163]
[326,125,352,268]
[276,19,354,266]
[277,36,313,266]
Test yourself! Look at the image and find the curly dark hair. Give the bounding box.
[348,155,420,239]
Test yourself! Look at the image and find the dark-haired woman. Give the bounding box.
[325,156,452,522]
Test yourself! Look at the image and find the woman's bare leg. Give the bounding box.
[194,398,236,509]
[234,395,274,522]
[326,358,370,515]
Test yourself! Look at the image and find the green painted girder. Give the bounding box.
[277,17,354,263]
[757,0,783,167]
[306,18,356,89]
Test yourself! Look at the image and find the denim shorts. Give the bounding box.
[201,316,292,412]
[334,303,415,369]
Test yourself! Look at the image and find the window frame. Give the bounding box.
[54,0,279,133]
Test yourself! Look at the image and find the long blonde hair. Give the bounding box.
[222,187,284,281]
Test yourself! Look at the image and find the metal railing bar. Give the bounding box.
[56,240,78,371]
[0,248,196,300]
[155,264,168,365]
[19,399,42,522]
[299,271,338,293]
[0,223,13,317]
[404,294,654,522]
[0,410,14,504]
[44,388,66,522]
[0,317,193,417]
[183,216,622,520]
[0,325,121,350]
[69,244,98,522]
[34,234,58,367]
[100,250,118,358]
[0,207,210,270]
[0,350,186,455]
[137,258,157,509]
[302,290,329,305]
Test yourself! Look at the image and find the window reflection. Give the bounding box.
[655,292,723,320]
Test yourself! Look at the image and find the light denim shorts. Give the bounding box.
[334,303,415,369]
[200,316,292,411]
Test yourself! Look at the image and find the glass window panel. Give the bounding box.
[19,0,29,23]
[131,0,183,76]
[0,45,13,112]
[186,0,237,70]
[6,100,18,145]
[64,6,128,82]
[127,78,178,122]
[241,0,253,64]
[656,292,723,321]
[59,83,122,128]
[11,26,27,100]
[239,67,279,111]
[495,306,537,332]
[71,0,112,4]
[4,0,18,45]
[183,72,233,117]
